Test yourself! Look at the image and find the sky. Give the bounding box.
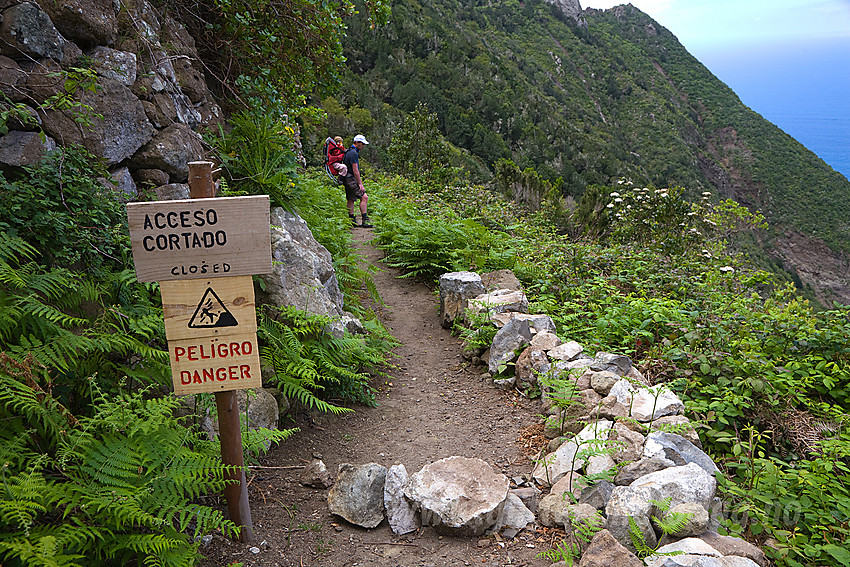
[578,0,850,52]
[578,0,850,178]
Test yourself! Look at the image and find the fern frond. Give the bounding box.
[275,376,351,414]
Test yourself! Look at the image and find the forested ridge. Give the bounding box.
[321,0,850,291]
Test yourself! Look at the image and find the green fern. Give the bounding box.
[0,360,238,566]
[628,516,658,559]
[628,500,689,560]
[650,497,695,536]
[259,305,390,410]
[0,236,169,408]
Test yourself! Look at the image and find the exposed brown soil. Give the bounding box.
[200,228,554,567]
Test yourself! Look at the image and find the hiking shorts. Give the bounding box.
[343,176,365,201]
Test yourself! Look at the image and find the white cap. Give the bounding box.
[353,134,369,145]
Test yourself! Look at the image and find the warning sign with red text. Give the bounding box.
[167,333,261,395]
[160,275,261,395]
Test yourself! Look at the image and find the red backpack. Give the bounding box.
[323,138,347,184]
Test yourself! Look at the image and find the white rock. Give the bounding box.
[384,464,418,535]
[405,456,508,536]
[656,537,722,557]
[630,463,717,510]
[548,340,583,361]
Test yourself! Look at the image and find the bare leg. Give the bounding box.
[359,193,368,215]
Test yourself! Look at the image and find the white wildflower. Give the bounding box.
[719,266,734,273]
[702,192,711,196]
[614,198,623,203]
[606,203,614,208]
[610,192,620,197]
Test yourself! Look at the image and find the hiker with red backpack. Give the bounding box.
[341,134,372,228]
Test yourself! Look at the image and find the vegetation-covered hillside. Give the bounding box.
[326,0,850,266]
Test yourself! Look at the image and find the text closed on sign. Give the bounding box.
[127,195,272,282]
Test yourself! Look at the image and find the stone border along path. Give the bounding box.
[200,230,768,567]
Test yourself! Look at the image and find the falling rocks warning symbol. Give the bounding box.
[188,288,239,328]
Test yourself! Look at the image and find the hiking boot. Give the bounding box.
[360,215,373,228]
[349,214,358,227]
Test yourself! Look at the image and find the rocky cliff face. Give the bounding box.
[544,0,585,24]
[0,0,220,197]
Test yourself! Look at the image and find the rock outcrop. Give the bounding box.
[0,0,222,189]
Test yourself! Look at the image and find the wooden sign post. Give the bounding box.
[127,161,270,542]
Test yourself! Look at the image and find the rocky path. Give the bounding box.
[201,228,550,567]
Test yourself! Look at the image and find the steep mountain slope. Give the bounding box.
[338,0,850,302]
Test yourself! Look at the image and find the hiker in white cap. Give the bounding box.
[342,134,372,228]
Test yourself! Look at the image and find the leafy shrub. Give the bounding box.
[606,184,712,255]
[0,146,126,272]
[162,0,390,113]
[210,110,300,209]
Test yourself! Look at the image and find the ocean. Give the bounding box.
[695,38,850,181]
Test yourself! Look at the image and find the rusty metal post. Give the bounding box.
[187,160,255,543]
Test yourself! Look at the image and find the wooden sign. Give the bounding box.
[126,195,272,282]
[168,333,262,396]
[160,276,257,341]
[160,276,262,395]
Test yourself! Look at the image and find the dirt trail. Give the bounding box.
[202,229,550,567]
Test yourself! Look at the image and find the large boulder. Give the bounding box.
[589,352,632,375]
[36,0,117,48]
[548,340,583,361]
[40,77,154,167]
[0,2,64,60]
[631,463,717,510]
[608,380,685,422]
[466,289,528,321]
[480,269,522,291]
[405,456,509,536]
[488,314,556,375]
[258,208,361,336]
[642,431,719,475]
[491,492,535,533]
[614,456,675,486]
[0,130,55,166]
[89,47,136,86]
[577,529,644,567]
[0,55,27,101]
[514,346,548,386]
[698,532,767,567]
[130,122,202,181]
[328,463,387,529]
